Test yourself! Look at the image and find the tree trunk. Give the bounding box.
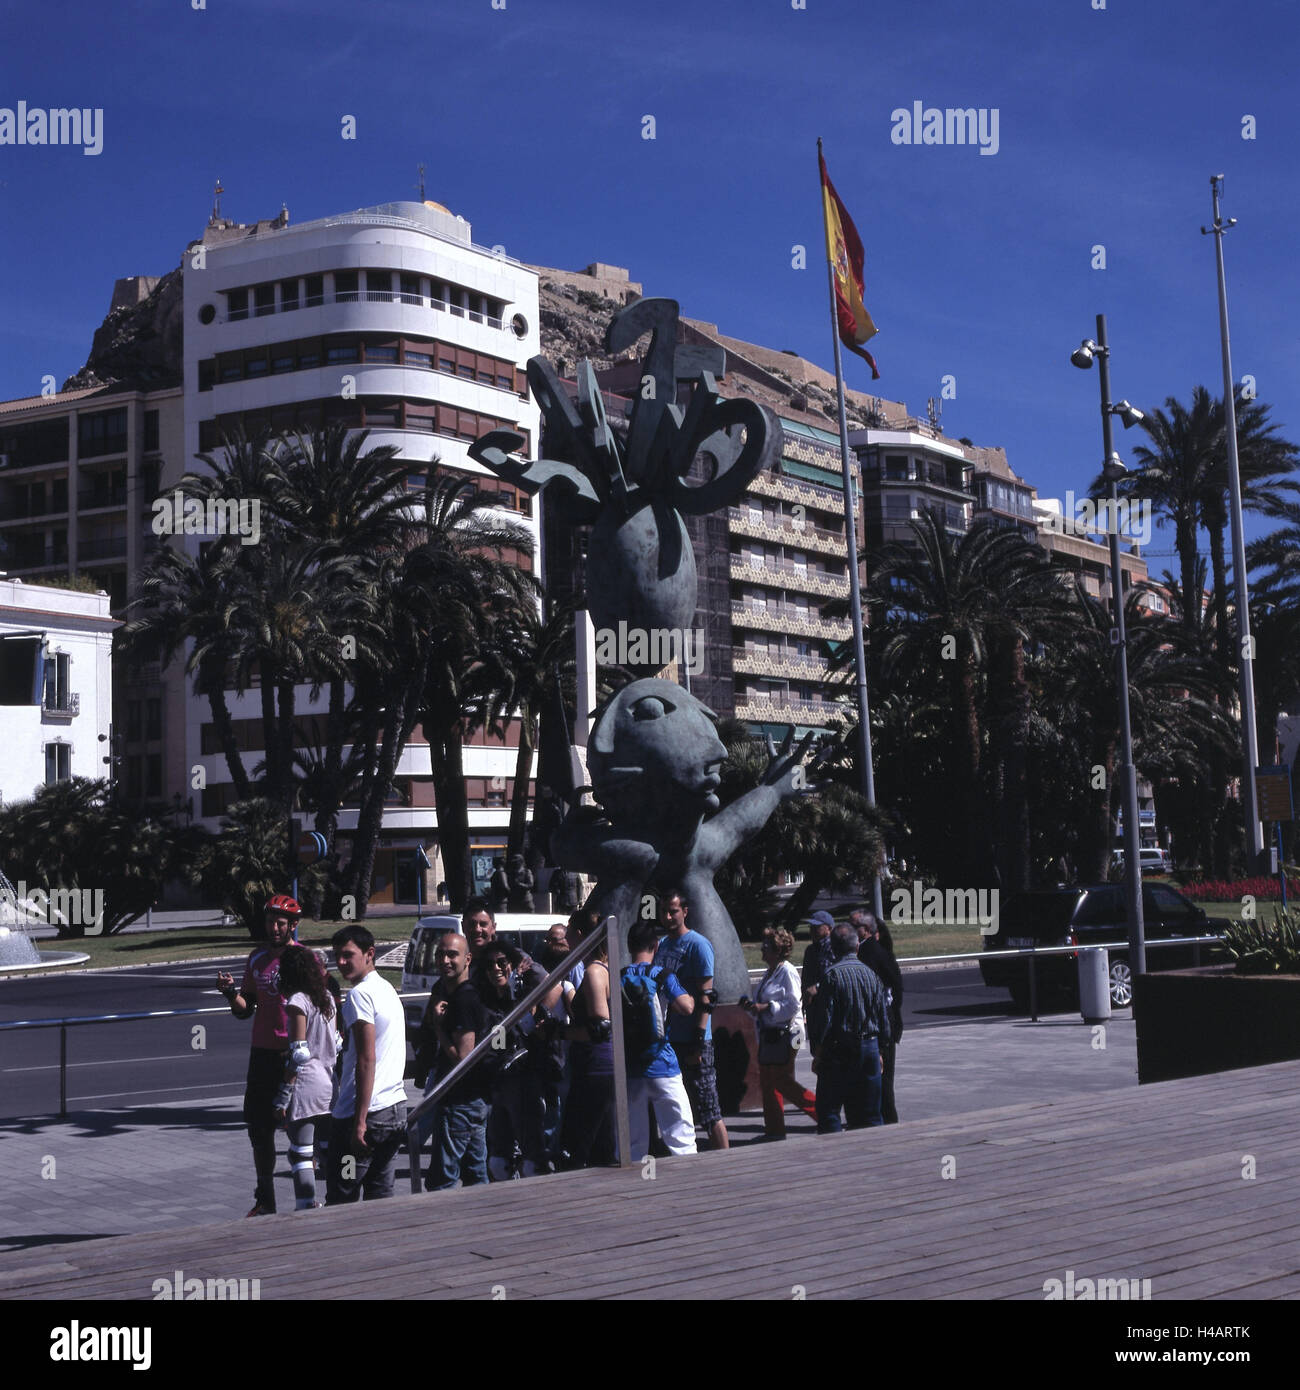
[259,672,278,798]
[506,716,534,864]
[431,724,471,911]
[204,678,251,801]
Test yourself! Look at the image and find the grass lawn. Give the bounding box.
[8,916,419,979]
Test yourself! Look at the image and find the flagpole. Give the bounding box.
[818,137,883,921]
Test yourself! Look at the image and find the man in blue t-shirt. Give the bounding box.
[622,919,699,1160]
[652,891,729,1150]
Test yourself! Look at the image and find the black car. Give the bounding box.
[979,883,1227,1009]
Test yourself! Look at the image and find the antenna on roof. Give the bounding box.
[416,163,426,202]
[211,177,224,223]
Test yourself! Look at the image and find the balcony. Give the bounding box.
[78,485,128,511]
[734,697,845,728]
[730,602,852,642]
[728,555,850,599]
[748,471,846,510]
[77,536,127,562]
[42,691,80,720]
[728,509,849,557]
[7,546,68,570]
[733,648,832,681]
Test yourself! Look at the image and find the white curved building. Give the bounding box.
[182,200,541,904]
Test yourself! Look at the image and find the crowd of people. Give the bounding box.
[216,888,905,1213]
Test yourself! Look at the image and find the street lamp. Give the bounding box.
[1071,313,1146,984]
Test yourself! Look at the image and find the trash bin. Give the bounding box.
[1078,946,1111,1022]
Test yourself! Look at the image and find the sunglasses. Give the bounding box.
[485,959,511,972]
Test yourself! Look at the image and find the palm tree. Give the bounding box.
[124,540,253,801]
[868,510,1071,887]
[479,601,576,867]
[341,472,535,915]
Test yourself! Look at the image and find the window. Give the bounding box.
[44,742,71,785]
[253,284,276,318]
[438,354,455,373]
[884,454,909,481]
[198,360,215,391]
[406,349,433,368]
[143,411,159,452]
[42,652,71,712]
[244,355,269,377]
[52,477,68,511]
[78,408,128,458]
[271,353,295,375]
[457,362,475,379]
[364,344,399,363]
[363,402,400,427]
[298,347,320,369]
[280,279,299,312]
[366,270,393,301]
[496,373,512,390]
[145,699,161,740]
[126,699,142,740]
[146,754,162,797]
[226,288,248,321]
[326,343,359,364]
[400,274,422,305]
[334,270,359,303]
[304,275,324,308]
[219,359,242,383]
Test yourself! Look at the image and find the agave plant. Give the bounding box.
[469,298,781,660]
[1221,907,1300,975]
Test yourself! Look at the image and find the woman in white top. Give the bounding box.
[273,945,339,1210]
[742,926,817,1139]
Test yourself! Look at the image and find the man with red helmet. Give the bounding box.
[216,893,303,1216]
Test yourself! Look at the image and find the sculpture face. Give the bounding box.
[587,678,727,829]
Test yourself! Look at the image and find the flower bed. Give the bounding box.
[1177,876,1299,903]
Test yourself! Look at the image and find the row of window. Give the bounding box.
[198,399,531,455]
[0,410,159,469]
[198,335,527,397]
[223,271,506,327]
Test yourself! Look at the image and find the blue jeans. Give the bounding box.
[324,1102,407,1203]
[428,1097,489,1191]
[815,1038,883,1133]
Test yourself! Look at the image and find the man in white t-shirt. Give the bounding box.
[325,925,408,1203]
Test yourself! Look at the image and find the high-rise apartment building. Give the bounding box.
[182,199,542,901]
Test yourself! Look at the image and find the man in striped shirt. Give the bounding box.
[808,924,892,1132]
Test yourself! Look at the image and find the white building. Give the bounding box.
[0,575,116,807]
[181,199,542,903]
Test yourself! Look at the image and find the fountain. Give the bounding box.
[0,867,89,972]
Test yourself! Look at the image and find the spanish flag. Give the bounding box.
[819,147,879,379]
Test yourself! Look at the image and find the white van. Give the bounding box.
[401,912,559,1037]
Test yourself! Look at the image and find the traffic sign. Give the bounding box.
[1255,765,1294,823]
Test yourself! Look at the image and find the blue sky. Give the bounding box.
[2,0,1297,568]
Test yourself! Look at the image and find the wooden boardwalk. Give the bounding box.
[4,1059,1299,1300]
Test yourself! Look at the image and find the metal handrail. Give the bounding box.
[404,917,630,1191]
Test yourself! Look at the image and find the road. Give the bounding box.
[0,951,1076,1119]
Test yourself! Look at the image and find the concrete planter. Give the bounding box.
[1135,965,1300,1083]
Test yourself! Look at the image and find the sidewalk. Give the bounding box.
[0,1011,1136,1253]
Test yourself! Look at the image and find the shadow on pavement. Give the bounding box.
[0,1105,244,1138]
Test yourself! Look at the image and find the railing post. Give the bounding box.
[606,918,633,1169]
[1028,951,1039,1023]
[59,1022,68,1118]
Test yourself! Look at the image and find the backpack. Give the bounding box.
[621,965,669,1063]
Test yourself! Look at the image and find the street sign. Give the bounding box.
[297,830,329,863]
[1255,765,1294,823]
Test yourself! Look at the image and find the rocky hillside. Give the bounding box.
[61,265,184,392]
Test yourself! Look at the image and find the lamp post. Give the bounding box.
[1201,174,1263,867]
[1071,315,1146,982]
